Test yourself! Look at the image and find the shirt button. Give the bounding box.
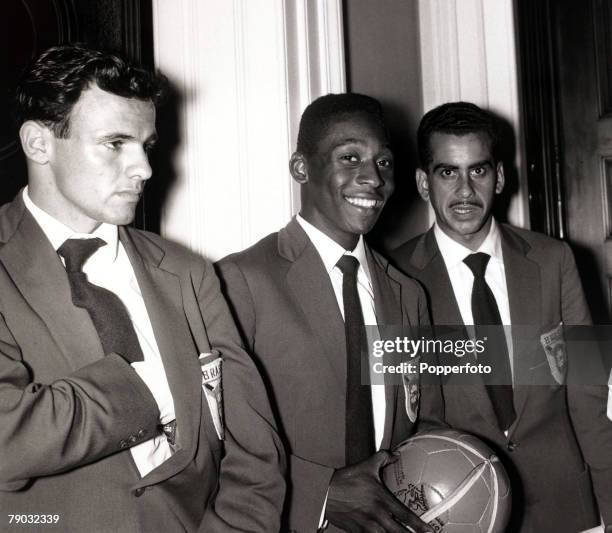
[507,441,519,452]
[133,487,146,497]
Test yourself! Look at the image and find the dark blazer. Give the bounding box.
[0,193,285,532]
[216,218,429,533]
[391,224,612,533]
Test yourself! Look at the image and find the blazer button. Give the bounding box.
[128,434,137,444]
[507,441,519,452]
[137,429,147,438]
[133,487,146,497]
[119,439,128,449]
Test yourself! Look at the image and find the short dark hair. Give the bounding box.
[296,92,388,156]
[15,43,167,138]
[417,101,500,167]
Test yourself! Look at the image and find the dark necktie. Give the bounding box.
[58,238,177,446]
[464,252,516,431]
[336,255,375,465]
[58,238,144,364]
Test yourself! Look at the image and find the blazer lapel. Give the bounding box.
[120,229,203,484]
[281,220,346,390]
[364,246,402,449]
[0,201,104,367]
[499,226,541,431]
[410,229,463,325]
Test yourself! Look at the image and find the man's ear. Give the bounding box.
[19,121,52,165]
[289,152,308,185]
[416,168,430,201]
[495,161,505,194]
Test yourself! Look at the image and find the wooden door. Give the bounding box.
[518,0,612,323]
[553,0,612,324]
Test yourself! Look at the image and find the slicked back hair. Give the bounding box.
[15,43,167,138]
[296,92,388,157]
[417,101,500,168]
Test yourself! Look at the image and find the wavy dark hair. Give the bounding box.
[417,101,501,167]
[15,43,167,138]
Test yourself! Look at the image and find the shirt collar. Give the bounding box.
[434,217,503,269]
[23,187,119,263]
[296,214,372,282]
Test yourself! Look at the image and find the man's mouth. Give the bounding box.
[450,201,482,215]
[344,196,384,209]
[117,190,143,202]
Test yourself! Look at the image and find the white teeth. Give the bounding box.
[345,197,381,208]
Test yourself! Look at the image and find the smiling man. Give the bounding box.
[391,102,612,533]
[0,44,284,532]
[217,93,432,533]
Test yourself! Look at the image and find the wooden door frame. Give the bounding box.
[515,0,567,240]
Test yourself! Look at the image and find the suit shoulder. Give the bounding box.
[502,224,563,248]
[127,227,211,274]
[371,248,425,296]
[217,231,282,272]
[388,233,426,273]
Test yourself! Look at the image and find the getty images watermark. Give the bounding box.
[363,325,612,387]
[371,335,492,377]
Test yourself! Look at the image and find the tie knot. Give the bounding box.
[463,252,491,278]
[336,255,360,277]
[58,238,106,272]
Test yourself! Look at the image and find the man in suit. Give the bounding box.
[216,94,432,533]
[391,102,612,532]
[0,44,285,532]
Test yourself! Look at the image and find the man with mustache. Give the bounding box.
[391,101,612,532]
[217,93,432,533]
[0,43,285,531]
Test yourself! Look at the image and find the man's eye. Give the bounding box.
[104,140,123,151]
[144,143,156,154]
[440,169,456,178]
[340,154,359,163]
[471,167,486,176]
[377,158,393,169]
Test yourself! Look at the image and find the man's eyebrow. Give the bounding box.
[98,133,136,142]
[97,133,159,144]
[432,159,493,172]
[432,162,458,172]
[331,138,392,150]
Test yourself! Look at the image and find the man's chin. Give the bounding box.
[104,209,137,227]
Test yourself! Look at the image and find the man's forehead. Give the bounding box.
[317,113,388,148]
[70,84,156,134]
[429,131,494,160]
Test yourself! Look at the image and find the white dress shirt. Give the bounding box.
[23,188,175,476]
[297,215,386,448]
[434,219,514,377]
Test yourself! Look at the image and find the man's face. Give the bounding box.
[42,84,157,232]
[417,132,504,250]
[294,113,394,250]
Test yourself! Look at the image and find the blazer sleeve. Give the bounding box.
[0,314,160,489]
[196,259,286,533]
[560,243,612,525]
[216,259,332,533]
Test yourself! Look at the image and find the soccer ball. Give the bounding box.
[382,429,511,533]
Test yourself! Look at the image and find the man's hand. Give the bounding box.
[326,450,433,533]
